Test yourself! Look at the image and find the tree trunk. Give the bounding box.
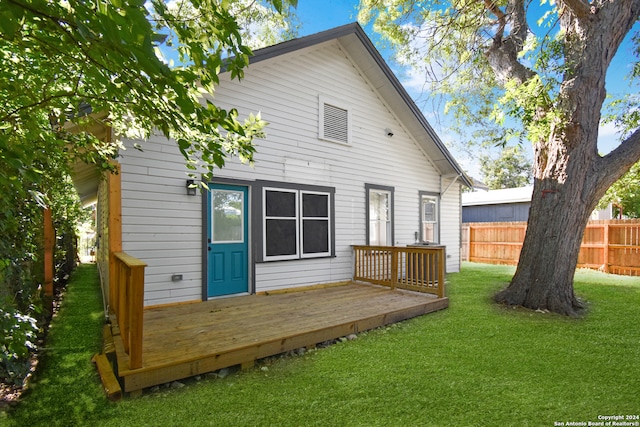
[492,1,640,316]
[494,178,592,316]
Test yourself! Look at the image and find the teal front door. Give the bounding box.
[207,184,249,298]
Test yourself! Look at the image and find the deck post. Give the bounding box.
[113,252,147,370]
[108,163,122,315]
[128,264,145,369]
[438,249,445,298]
[390,248,398,290]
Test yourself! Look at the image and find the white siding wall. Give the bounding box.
[119,40,462,306]
[440,179,462,273]
[119,138,203,305]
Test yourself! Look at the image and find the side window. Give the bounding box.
[262,186,333,261]
[366,184,394,246]
[319,95,351,144]
[420,193,439,243]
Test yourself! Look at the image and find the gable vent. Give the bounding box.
[323,103,349,143]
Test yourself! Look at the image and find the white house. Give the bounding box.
[79,23,471,308]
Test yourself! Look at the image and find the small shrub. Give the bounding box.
[0,308,38,385]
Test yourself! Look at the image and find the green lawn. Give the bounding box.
[3,263,639,427]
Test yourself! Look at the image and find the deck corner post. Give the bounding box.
[128,264,145,369]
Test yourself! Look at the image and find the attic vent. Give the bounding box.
[319,98,350,144]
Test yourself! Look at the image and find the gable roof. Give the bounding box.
[71,23,472,204]
[247,22,472,187]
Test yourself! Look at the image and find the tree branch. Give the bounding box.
[558,0,593,20]
[595,129,640,191]
[483,0,535,85]
[483,0,506,42]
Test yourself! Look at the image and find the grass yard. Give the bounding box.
[2,262,639,427]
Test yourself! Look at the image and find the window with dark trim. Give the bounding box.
[262,186,333,261]
[366,184,394,246]
[420,192,440,243]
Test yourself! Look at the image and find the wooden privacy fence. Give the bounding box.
[353,245,445,297]
[462,219,640,276]
[111,252,146,369]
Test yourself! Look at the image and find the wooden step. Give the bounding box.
[92,353,122,401]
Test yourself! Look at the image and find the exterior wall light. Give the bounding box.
[186,179,197,196]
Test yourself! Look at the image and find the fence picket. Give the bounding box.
[462,219,640,276]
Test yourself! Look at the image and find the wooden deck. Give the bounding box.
[111,282,448,393]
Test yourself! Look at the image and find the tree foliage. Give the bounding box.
[0,0,296,382]
[479,146,533,190]
[2,0,296,185]
[597,161,640,218]
[0,0,297,293]
[359,0,640,316]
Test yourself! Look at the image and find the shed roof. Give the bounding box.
[462,186,533,206]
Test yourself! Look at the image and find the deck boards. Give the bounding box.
[113,282,448,393]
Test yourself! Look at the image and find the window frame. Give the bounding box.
[419,191,440,244]
[259,183,335,262]
[263,187,299,261]
[300,190,331,259]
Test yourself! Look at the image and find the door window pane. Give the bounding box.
[212,190,244,243]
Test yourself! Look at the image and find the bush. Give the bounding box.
[0,308,38,385]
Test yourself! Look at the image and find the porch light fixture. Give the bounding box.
[186,179,197,196]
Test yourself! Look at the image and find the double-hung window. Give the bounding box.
[420,193,439,243]
[263,186,332,261]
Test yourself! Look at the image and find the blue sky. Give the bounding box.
[289,0,639,179]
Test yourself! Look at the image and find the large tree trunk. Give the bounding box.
[491,0,640,316]
[494,179,593,316]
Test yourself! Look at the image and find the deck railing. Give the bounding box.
[111,252,146,369]
[353,245,445,298]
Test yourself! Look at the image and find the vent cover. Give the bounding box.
[323,103,349,143]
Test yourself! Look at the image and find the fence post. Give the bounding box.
[604,222,610,273]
